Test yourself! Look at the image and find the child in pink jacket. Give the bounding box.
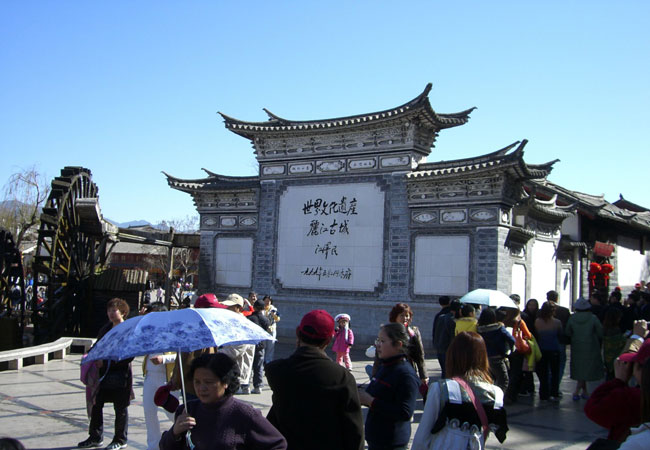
[333,313,354,369]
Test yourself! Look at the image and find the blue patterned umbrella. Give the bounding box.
[84,307,273,363]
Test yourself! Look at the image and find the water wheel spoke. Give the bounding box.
[54,261,69,275]
[55,236,71,263]
[69,244,86,279]
[40,238,54,256]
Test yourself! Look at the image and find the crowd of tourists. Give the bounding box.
[13,281,645,450]
[431,285,650,449]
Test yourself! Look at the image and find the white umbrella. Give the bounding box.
[459,289,518,308]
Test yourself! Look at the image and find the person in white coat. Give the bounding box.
[411,332,508,450]
[143,353,176,450]
[141,303,177,450]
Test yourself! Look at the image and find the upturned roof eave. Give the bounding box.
[407,140,557,181]
[218,83,475,139]
[163,171,259,193]
[613,194,650,213]
[529,180,650,232]
[526,201,576,220]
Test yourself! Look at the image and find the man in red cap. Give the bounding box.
[585,323,650,442]
[265,310,364,450]
[193,293,223,309]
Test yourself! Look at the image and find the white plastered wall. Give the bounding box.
[215,236,254,287]
[530,239,558,305]
[276,183,384,291]
[413,235,469,296]
[511,263,526,308]
[617,235,650,288]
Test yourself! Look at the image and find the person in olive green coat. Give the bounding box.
[565,297,604,400]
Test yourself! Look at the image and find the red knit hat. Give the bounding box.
[154,384,179,413]
[297,310,335,340]
[619,339,650,365]
[195,293,224,309]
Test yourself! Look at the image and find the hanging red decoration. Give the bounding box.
[589,262,602,288]
[600,263,614,275]
[589,263,602,274]
[601,263,614,283]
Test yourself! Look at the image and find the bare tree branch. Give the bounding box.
[1,166,51,246]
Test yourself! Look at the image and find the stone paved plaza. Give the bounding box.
[0,342,607,449]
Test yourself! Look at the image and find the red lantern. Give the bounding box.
[589,263,602,274]
[601,263,614,283]
[589,262,601,288]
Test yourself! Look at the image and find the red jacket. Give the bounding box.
[584,378,641,442]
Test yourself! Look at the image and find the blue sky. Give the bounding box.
[1,1,648,224]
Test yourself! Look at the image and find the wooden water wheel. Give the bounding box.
[31,167,110,343]
[0,228,26,318]
[0,228,27,349]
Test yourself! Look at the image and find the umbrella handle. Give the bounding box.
[177,349,188,408]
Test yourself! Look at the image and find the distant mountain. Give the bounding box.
[119,220,152,228]
[103,217,198,232]
[103,219,174,231]
[104,218,153,228]
[0,200,29,212]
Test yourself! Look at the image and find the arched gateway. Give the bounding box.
[166,84,650,344]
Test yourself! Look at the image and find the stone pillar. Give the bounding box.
[255,180,279,295]
[496,226,513,294]
[198,230,217,293]
[381,173,410,302]
[475,226,499,289]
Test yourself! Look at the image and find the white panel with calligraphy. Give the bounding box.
[276,183,385,291]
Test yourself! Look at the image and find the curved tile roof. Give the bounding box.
[219,83,476,139]
[407,140,558,180]
[522,193,577,220]
[531,179,650,231]
[163,170,259,193]
[613,194,649,213]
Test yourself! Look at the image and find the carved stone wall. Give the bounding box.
[260,152,417,180]
[253,123,424,162]
[407,174,505,207]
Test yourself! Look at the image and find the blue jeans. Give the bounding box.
[548,345,567,389]
[264,339,276,363]
[437,352,447,379]
[537,350,560,399]
[250,344,265,388]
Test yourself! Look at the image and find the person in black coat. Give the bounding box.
[431,296,451,376]
[358,323,420,450]
[266,310,364,450]
[432,300,461,379]
[78,298,134,450]
[247,299,271,394]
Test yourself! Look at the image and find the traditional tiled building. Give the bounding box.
[166,84,650,344]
